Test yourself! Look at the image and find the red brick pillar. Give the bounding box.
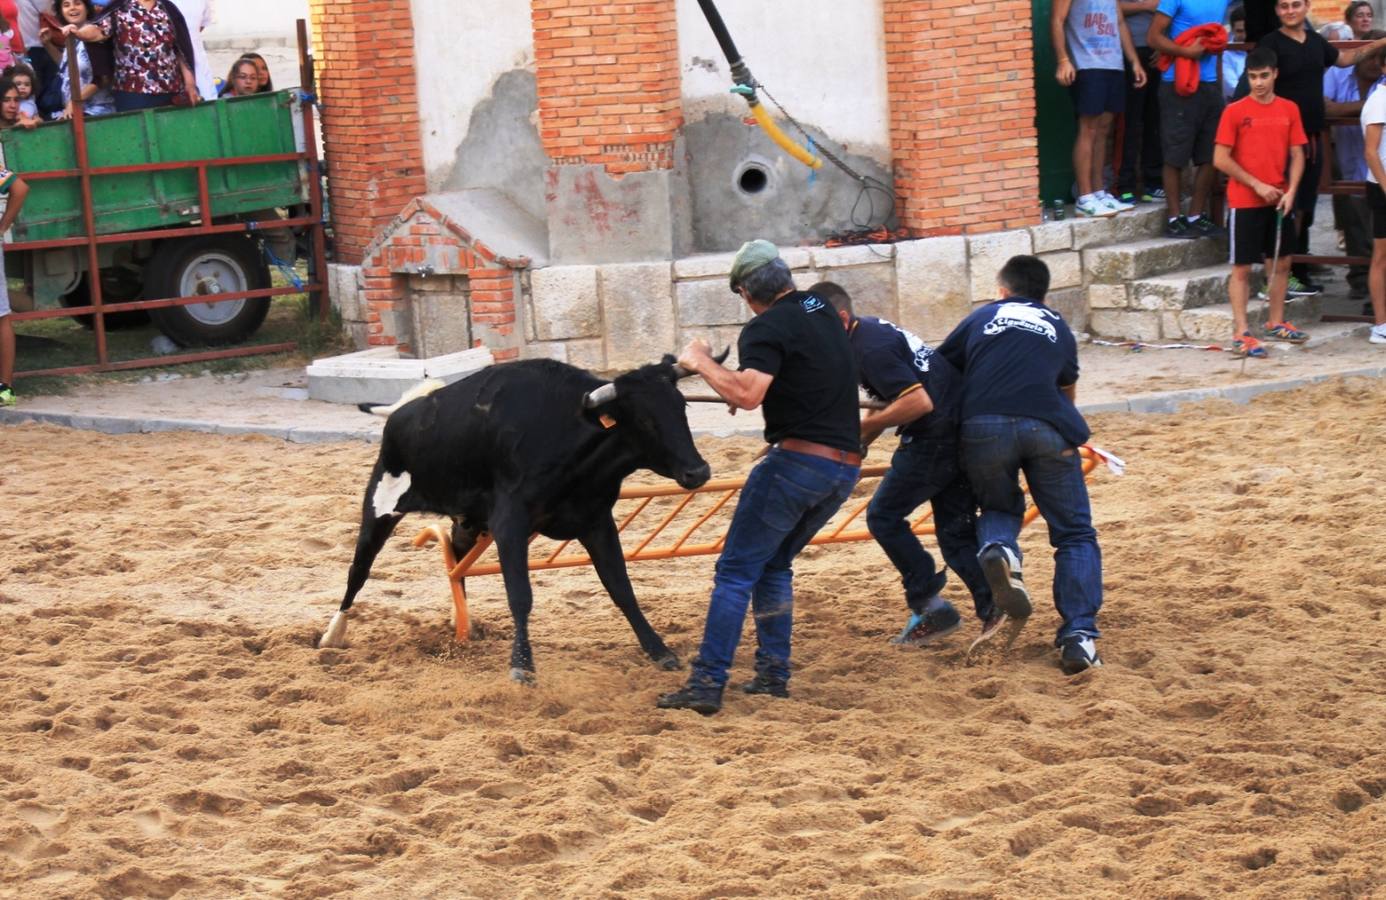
[308,0,427,264]
[531,0,687,262]
[884,0,1041,235]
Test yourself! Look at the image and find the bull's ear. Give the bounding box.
[583,382,618,408]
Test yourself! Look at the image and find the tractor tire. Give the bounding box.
[146,235,271,347]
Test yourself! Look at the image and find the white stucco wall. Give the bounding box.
[410,0,536,192]
[675,0,892,157]
[202,0,309,41]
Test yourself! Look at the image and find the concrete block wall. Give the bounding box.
[522,221,1098,372]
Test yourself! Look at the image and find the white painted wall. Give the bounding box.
[410,0,536,192]
[675,0,892,158]
[201,0,308,41]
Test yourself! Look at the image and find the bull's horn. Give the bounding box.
[583,382,618,408]
[672,347,730,380]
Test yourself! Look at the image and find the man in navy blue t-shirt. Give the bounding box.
[936,255,1104,674]
[813,282,1003,652]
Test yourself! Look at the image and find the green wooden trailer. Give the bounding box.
[0,90,311,346]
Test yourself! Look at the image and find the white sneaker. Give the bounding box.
[1370,323,1386,344]
[1099,190,1135,212]
[1075,193,1117,218]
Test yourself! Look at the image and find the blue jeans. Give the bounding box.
[960,415,1102,643]
[691,448,858,688]
[866,435,993,620]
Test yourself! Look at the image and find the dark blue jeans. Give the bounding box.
[690,448,858,688]
[960,415,1102,643]
[866,435,993,620]
[114,91,177,112]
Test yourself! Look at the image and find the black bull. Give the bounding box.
[319,356,721,682]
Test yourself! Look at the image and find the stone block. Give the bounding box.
[781,247,813,270]
[896,236,970,340]
[1046,287,1089,334]
[967,230,1032,305]
[815,264,897,322]
[1160,311,1185,339]
[1030,221,1073,254]
[600,262,677,370]
[674,252,736,280]
[530,265,601,340]
[525,338,607,371]
[408,274,455,292]
[810,244,895,268]
[409,290,472,358]
[328,263,364,322]
[679,326,744,369]
[677,278,749,327]
[1041,250,1082,289]
[1089,309,1163,341]
[1087,284,1128,309]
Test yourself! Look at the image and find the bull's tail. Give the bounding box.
[358,378,448,416]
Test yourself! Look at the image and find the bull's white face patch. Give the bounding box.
[372,470,412,519]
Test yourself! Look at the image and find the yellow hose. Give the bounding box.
[749,103,823,169]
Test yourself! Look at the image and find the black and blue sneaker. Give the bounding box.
[891,602,963,647]
[1059,636,1103,675]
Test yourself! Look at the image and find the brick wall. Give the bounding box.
[308,0,428,263]
[530,0,682,174]
[883,0,1041,236]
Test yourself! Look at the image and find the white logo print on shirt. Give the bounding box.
[982,302,1059,343]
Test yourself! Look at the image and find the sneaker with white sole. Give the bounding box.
[1098,190,1134,212]
[978,544,1032,619]
[1370,323,1386,344]
[1257,275,1316,300]
[1059,636,1103,674]
[1075,193,1117,218]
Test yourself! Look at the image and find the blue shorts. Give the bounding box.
[1070,69,1125,117]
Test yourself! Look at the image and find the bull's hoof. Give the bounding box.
[509,667,536,686]
[654,651,683,671]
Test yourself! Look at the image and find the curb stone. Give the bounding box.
[4,365,1386,442]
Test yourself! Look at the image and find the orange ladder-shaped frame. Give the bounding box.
[415,448,1102,641]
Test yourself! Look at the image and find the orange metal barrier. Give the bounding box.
[415,448,1102,641]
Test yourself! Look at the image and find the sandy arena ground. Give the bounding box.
[2,378,1385,898]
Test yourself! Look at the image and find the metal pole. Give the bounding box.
[67,43,106,367]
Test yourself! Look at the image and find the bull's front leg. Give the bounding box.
[490,501,538,684]
[580,516,681,671]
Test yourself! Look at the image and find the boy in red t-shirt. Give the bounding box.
[1213,47,1308,358]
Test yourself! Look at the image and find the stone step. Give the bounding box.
[1091,294,1328,343]
[1089,264,1250,314]
[1083,236,1228,284]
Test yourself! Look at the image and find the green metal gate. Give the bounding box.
[1032,0,1077,203]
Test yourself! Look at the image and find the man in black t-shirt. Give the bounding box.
[656,241,860,715]
[936,255,1104,675]
[1256,0,1386,291]
[811,282,1002,653]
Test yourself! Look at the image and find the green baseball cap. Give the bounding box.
[729,239,780,293]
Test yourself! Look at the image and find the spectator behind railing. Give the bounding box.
[0,73,35,127]
[0,8,19,69]
[218,56,256,98]
[66,0,195,112]
[1222,5,1246,100]
[238,51,272,94]
[15,0,58,114]
[2,60,40,125]
[1346,0,1373,39]
[40,0,113,119]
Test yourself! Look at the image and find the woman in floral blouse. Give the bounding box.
[66,0,193,112]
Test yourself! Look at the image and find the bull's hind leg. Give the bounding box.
[320,509,401,649]
[580,517,681,670]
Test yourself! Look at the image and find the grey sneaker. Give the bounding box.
[979,544,1032,619]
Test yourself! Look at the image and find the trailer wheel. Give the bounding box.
[60,270,151,331]
[146,236,271,347]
